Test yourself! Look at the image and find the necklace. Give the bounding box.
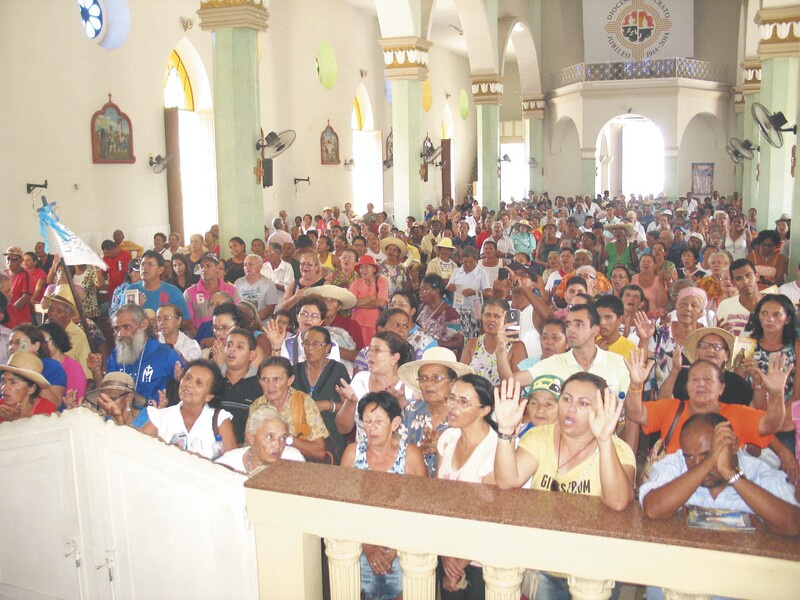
[119,344,146,392]
[306,359,328,395]
[556,434,596,472]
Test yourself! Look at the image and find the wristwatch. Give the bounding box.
[726,467,744,486]
[497,431,515,441]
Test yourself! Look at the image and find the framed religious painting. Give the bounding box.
[91,94,135,164]
[691,163,713,196]
[320,121,340,165]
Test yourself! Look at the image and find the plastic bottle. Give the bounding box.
[211,434,224,460]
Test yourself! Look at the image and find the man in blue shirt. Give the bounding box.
[87,304,183,409]
[127,251,191,326]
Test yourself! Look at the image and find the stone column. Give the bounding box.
[523,95,546,194]
[483,565,524,600]
[197,0,268,257]
[580,148,596,197]
[567,575,615,600]
[734,86,746,196]
[379,37,432,221]
[323,538,362,600]
[398,551,437,599]
[473,76,503,210]
[755,7,800,228]
[741,59,762,223]
[663,146,679,199]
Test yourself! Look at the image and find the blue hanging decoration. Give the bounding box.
[36,197,70,253]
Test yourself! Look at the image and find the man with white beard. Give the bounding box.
[87,304,182,411]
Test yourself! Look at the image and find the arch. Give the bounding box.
[442,102,454,139]
[352,83,374,131]
[450,0,498,74]
[595,114,665,196]
[164,50,194,111]
[375,0,424,38]
[678,112,727,150]
[174,38,212,111]
[498,18,541,96]
[551,116,580,155]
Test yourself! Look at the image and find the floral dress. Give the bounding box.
[650,323,680,392]
[330,269,358,289]
[416,303,461,349]
[379,262,406,297]
[468,334,510,387]
[74,266,100,318]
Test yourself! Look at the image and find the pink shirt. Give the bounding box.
[61,355,88,401]
[349,276,389,339]
[183,278,237,328]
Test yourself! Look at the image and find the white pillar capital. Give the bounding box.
[522,94,546,120]
[756,7,800,58]
[471,75,504,105]
[197,0,269,31]
[741,59,762,94]
[378,37,432,81]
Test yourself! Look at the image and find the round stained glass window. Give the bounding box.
[78,0,103,39]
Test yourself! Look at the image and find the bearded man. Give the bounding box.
[87,304,182,407]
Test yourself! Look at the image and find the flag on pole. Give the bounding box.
[37,197,107,271]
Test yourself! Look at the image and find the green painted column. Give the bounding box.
[663,149,679,199]
[198,2,268,257]
[523,95,545,194]
[477,103,500,210]
[733,97,745,197]
[580,152,595,197]
[742,92,761,223]
[379,38,432,221]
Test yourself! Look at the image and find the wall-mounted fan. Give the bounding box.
[383,158,393,171]
[149,154,172,174]
[256,130,296,158]
[528,157,538,168]
[751,103,797,149]
[726,138,758,164]
[420,136,442,165]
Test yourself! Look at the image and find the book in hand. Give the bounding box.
[686,505,755,532]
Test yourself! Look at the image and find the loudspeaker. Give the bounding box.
[263,158,273,188]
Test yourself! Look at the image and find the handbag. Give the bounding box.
[639,400,685,485]
[290,389,342,465]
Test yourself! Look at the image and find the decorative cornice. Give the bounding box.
[378,37,432,81]
[521,94,545,120]
[756,7,800,58]
[197,0,268,31]
[734,86,745,113]
[471,76,504,105]
[741,59,761,95]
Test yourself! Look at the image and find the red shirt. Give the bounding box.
[7,270,32,327]
[475,230,490,250]
[103,249,132,296]
[0,397,56,423]
[331,313,364,350]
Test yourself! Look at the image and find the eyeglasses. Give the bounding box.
[418,374,452,384]
[696,341,726,352]
[366,346,390,354]
[6,257,20,262]
[298,311,321,320]
[156,316,178,323]
[212,324,234,333]
[301,339,328,348]
[445,395,478,410]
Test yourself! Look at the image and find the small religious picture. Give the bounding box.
[321,121,340,165]
[91,94,135,164]
[691,163,714,196]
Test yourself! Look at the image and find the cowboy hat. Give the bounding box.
[3,246,23,257]
[435,237,455,249]
[0,352,50,389]
[41,284,77,312]
[379,237,408,258]
[683,327,736,368]
[397,347,475,393]
[84,372,147,410]
[303,285,357,310]
[776,213,792,223]
[604,222,634,236]
[514,219,532,231]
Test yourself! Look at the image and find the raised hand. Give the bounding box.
[97,392,123,419]
[264,318,287,351]
[87,352,103,373]
[671,346,684,371]
[754,352,790,394]
[334,378,357,404]
[493,377,524,434]
[632,311,655,341]
[624,346,654,387]
[588,387,623,442]
[157,388,169,409]
[211,339,226,367]
[711,422,739,478]
[62,389,80,409]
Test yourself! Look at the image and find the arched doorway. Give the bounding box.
[163,39,216,243]
[595,114,664,196]
[351,83,383,214]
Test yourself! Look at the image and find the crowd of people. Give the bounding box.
[2,193,800,599]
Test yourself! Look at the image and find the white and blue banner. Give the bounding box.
[583,0,694,62]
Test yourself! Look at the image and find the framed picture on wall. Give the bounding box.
[385,130,393,163]
[91,94,135,164]
[320,121,340,165]
[691,162,714,196]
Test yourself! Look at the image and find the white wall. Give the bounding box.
[678,113,735,195]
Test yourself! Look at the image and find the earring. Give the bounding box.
[125,403,132,413]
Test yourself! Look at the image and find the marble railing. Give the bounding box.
[550,58,729,89]
[245,461,800,600]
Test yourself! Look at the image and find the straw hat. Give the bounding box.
[379,237,408,258]
[397,347,475,393]
[84,372,147,410]
[776,213,792,223]
[41,284,77,312]
[3,246,23,257]
[514,219,532,231]
[303,285,357,310]
[0,352,50,389]
[683,327,736,368]
[604,222,634,236]
[436,237,455,249]
[356,255,378,272]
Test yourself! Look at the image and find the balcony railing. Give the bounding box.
[245,460,800,600]
[550,58,729,89]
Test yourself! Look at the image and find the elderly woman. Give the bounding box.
[749,230,788,289]
[417,274,464,353]
[478,240,502,285]
[519,375,563,437]
[697,251,731,312]
[436,374,499,596]
[142,359,237,459]
[330,248,360,289]
[0,352,54,422]
[352,308,412,373]
[388,291,438,360]
[305,285,362,364]
[340,391,426,600]
[85,372,147,426]
[378,236,409,297]
[511,219,536,259]
[609,265,632,298]
[278,252,328,314]
[398,347,474,476]
[215,404,305,473]
[461,298,527,387]
[494,373,634,596]
[632,254,669,318]
[249,356,331,462]
[625,348,787,456]
[447,246,491,340]
[350,255,389,343]
[603,222,638,275]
